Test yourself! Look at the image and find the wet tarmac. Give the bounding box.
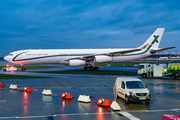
[0,62,180,119]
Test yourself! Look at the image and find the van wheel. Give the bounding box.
[146,101,150,104]
[142,74,147,78]
[116,93,119,98]
[125,96,130,104]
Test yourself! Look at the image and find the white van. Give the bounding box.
[115,77,151,104]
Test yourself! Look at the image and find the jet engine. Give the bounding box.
[69,60,86,67]
[95,56,113,63]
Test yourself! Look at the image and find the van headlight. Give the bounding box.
[129,92,135,96]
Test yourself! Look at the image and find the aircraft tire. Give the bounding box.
[95,67,99,70]
[89,66,94,70]
[22,68,26,71]
[84,66,88,70]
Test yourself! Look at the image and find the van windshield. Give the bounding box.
[126,81,145,89]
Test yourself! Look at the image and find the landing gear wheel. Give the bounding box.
[22,67,26,71]
[95,66,99,70]
[84,66,88,70]
[125,96,130,104]
[89,66,94,70]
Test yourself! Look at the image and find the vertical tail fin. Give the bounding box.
[139,28,165,49]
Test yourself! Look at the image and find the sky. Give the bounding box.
[0,0,180,57]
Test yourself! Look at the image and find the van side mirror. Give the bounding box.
[145,85,148,88]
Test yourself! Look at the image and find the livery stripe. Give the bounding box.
[12,51,29,61]
[13,36,158,61]
[13,54,92,61]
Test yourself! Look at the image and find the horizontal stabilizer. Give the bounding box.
[150,46,176,54]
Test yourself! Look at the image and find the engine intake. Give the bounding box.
[69,60,86,67]
[95,55,113,63]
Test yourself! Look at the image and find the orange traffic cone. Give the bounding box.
[97,98,111,107]
[27,87,33,92]
[61,92,73,99]
[0,82,5,87]
[24,87,33,92]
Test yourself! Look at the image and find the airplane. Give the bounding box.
[4,28,175,71]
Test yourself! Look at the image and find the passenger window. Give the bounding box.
[121,81,125,89]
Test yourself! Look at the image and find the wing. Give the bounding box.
[104,48,141,57]
[150,46,176,54]
[65,48,142,61]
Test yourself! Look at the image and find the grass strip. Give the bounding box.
[0,74,51,79]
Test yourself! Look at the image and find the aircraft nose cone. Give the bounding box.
[4,56,11,62]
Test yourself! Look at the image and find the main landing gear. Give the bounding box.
[84,66,99,70]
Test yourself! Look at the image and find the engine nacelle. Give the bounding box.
[69,60,86,67]
[95,55,113,63]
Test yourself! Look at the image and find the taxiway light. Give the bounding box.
[9,84,17,90]
[42,89,52,96]
[0,82,5,87]
[97,98,111,107]
[110,101,121,111]
[61,92,72,99]
[78,95,91,103]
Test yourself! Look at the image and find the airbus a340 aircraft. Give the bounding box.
[4,28,175,71]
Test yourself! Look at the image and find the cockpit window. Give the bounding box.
[8,54,13,56]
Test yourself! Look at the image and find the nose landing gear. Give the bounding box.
[21,64,26,71]
[22,67,26,71]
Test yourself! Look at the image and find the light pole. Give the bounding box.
[165,52,166,57]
